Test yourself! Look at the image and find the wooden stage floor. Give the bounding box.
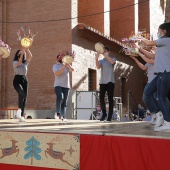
[0,119,170,139]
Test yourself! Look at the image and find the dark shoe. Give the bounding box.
[100,114,107,121]
[107,114,113,122]
[106,117,112,122]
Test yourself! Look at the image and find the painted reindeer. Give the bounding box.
[45,142,73,167]
[0,139,19,158]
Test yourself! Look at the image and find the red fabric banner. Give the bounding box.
[80,134,170,170]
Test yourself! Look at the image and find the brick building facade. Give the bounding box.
[0,0,167,118]
[165,0,170,22]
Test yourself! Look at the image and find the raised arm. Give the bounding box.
[95,51,101,69]
[141,39,157,46]
[16,48,25,66]
[139,47,155,59]
[130,56,148,71]
[66,63,74,72]
[103,52,115,64]
[26,48,33,63]
[138,53,154,64]
[134,43,155,59]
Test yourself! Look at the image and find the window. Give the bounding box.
[88,69,96,91]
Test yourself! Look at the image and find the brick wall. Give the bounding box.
[0,1,2,107]
[78,0,104,33]
[0,0,8,108]
[0,0,72,111]
[165,0,170,22]
[110,0,135,41]
[138,0,150,33]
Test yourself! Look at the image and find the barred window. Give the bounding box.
[88,68,96,91]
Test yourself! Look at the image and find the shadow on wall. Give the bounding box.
[160,0,166,12]
[72,74,87,90]
[114,62,133,81]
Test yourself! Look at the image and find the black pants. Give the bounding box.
[13,75,28,116]
[167,90,170,102]
[100,82,115,117]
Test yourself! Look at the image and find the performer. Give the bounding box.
[140,22,170,131]
[130,53,155,84]
[95,46,116,122]
[129,51,155,122]
[53,53,74,121]
[13,47,33,122]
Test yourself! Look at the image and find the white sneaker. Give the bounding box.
[16,109,21,119]
[149,114,156,125]
[154,111,164,128]
[19,116,26,122]
[54,113,59,120]
[61,116,67,122]
[154,120,170,132]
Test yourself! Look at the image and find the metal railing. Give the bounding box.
[114,97,122,120]
[74,91,122,120]
[127,90,140,121]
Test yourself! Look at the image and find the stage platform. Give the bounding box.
[0,119,170,138]
[0,119,170,170]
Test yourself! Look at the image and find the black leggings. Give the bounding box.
[13,75,28,116]
[100,82,115,117]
